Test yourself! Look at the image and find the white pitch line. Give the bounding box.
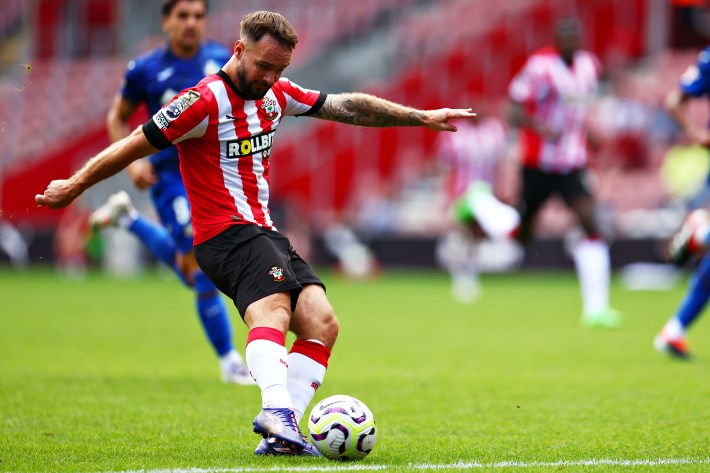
[100,457,710,473]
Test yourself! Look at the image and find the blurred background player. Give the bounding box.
[506,18,622,328]
[434,111,520,303]
[90,0,252,384]
[655,45,710,359]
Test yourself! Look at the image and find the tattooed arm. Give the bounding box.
[312,92,476,132]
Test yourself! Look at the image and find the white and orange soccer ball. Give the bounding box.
[308,394,377,460]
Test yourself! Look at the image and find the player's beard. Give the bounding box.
[236,64,269,100]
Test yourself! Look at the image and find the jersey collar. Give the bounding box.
[217,70,249,100]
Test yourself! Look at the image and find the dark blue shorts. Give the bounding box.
[150,173,193,255]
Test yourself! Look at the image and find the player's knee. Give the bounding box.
[318,308,339,349]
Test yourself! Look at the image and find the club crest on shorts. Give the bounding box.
[260,97,278,121]
[269,266,285,282]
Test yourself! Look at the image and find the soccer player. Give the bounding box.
[654,46,710,358]
[90,0,252,384]
[506,18,621,328]
[434,114,520,303]
[35,11,476,456]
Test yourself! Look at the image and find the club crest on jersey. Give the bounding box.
[226,130,275,159]
[259,97,278,121]
[269,266,285,282]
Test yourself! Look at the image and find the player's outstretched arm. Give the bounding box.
[35,126,159,209]
[312,93,475,131]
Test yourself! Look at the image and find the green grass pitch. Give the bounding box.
[1,267,710,472]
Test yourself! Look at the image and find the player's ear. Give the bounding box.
[234,40,245,58]
[161,16,170,35]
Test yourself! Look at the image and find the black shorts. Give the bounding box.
[194,224,324,318]
[518,166,592,217]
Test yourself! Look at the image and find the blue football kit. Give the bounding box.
[118,41,235,358]
[667,46,710,342]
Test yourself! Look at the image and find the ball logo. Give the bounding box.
[260,97,278,121]
[269,266,285,282]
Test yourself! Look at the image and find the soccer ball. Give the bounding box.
[308,394,377,460]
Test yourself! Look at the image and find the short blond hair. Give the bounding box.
[240,11,298,50]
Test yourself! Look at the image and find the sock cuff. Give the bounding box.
[290,339,331,368]
[247,327,285,346]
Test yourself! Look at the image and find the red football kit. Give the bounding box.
[143,70,326,245]
[508,46,600,173]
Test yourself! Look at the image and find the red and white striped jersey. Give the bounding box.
[143,70,325,245]
[434,117,507,200]
[508,46,600,173]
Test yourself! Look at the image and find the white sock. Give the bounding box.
[288,353,326,423]
[662,318,685,340]
[287,339,330,423]
[572,238,610,315]
[117,206,139,229]
[695,222,710,247]
[246,339,292,409]
[468,191,520,240]
[219,349,244,368]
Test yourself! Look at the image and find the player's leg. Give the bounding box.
[562,169,621,328]
[195,228,319,455]
[287,281,338,423]
[90,190,189,284]
[436,228,480,303]
[156,182,250,384]
[515,167,553,245]
[458,181,520,240]
[654,254,710,358]
[656,208,710,358]
[178,250,251,384]
[253,239,336,456]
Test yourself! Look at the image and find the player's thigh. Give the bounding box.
[518,167,553,219]
[151,179,194,255]
[559,169,599,235]
[244,291,292,333]
[178,249,201,276]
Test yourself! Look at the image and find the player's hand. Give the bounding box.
[35,179,80,209]
[127,159,157,190]
[423,108,476,131]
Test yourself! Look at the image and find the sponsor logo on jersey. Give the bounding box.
[154,111,170,130]
[259,97,278,121]
[269,266,285,282]
[226,130,275,159]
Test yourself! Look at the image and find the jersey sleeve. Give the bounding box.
[120,59,145,105]
[434,128,458,167]
[279,78,327,116]
[680,48,710,97]
[142,88,210,150]
[508,56,543,104]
